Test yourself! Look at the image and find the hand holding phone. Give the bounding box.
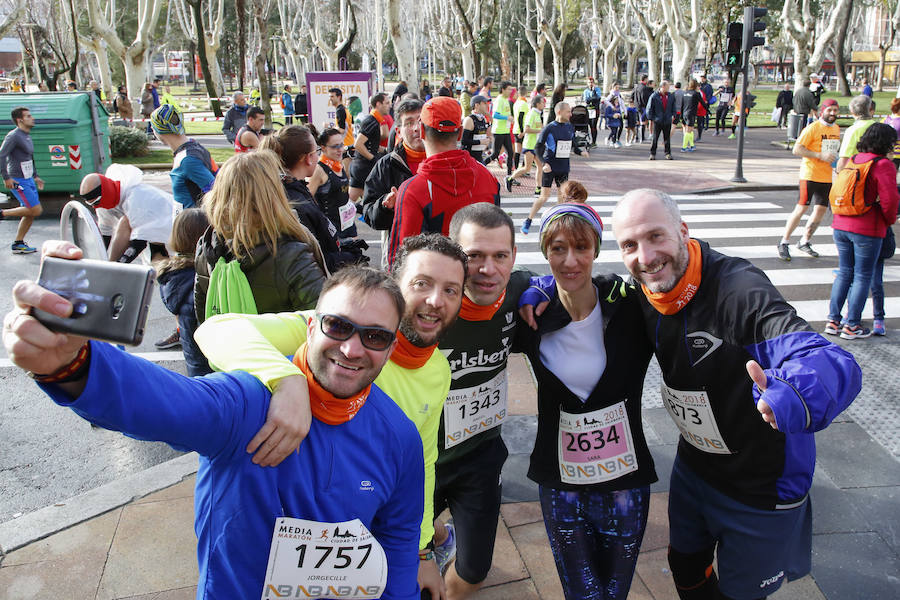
[4,242,90,376]
[32,254,155,346]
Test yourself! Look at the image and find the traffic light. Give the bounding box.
[725,22,743,69]
[745,93,757,109]
[744,6,767,50]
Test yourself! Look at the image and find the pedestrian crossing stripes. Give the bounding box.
[496,193,899,325]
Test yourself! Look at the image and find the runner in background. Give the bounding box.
[522,102,589,235]
[507,95,546,194]
[778,99,841,261]
[0,106,43,254]
[485,81,515,177]
[349,93,390,203]
[714,79,735,136]
[460,95,492,164]
[309,128,358,240]
[512,88,530,172]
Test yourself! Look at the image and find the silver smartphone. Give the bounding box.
[33,257,156,346]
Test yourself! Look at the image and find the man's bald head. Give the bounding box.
[611,188,690,294]
[613,188,682,231]
[79,173,101,195]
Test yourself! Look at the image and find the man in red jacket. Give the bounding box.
[387,96,500,266]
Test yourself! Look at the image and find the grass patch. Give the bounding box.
[115,147,235,166]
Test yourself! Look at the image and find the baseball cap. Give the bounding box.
[820,98,839,110]
[421,97,462,132]
[471,95,488,105]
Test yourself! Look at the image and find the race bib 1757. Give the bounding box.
[262,517,387,600]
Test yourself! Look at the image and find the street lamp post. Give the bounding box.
[516,38,522,90]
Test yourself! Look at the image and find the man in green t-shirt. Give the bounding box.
[484,81,516,177]
[512,89,530,172]
[836,95,876,171]
[507,95,546,193]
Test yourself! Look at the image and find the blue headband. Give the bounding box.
[539,203,604,257]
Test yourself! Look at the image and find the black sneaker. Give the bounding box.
[840,324,872,340]
[155,329,182,349]
[777,243,791,261]
[510,178,522,186]
[649,155,656,160]
[796,241,819,258]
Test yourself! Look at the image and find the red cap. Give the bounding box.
[820,98,839,111]
[421,97,462,132]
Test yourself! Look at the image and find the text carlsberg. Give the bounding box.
[446,338,512,378]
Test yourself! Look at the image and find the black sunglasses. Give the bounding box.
[317,314,396,351]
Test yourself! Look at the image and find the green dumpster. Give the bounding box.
[0,92,110,194]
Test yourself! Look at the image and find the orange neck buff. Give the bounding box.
[459,290,506,321]
[291,343,370,425]
[371,109,386,125]
[642,239,702,316]
[390,331,436,370]
[320,156,343,175]
[403,142,426,174]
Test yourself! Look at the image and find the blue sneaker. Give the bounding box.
[874,319,886,336]
[11,241,36,254]
[521,218,532,235]
[434,522,456,575]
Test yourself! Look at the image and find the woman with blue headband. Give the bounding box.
[515,202,657,600]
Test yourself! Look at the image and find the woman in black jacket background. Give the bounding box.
[260,126,366,270]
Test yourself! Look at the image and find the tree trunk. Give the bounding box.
[253,0,271,124]
[64,0,80,84]
[625,41,639,87]
[387,0,417,92]
[834,0,853,96]
[189,0,223,116]
[375,0,384,87]
[236,0,246,89]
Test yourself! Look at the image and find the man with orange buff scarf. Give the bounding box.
[519,188,861,600]
[5,256,424,600]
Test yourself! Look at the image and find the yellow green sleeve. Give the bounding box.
[194,311,313,390]
[418,359,451,549]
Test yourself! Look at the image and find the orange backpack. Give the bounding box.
[829,157,884,216]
